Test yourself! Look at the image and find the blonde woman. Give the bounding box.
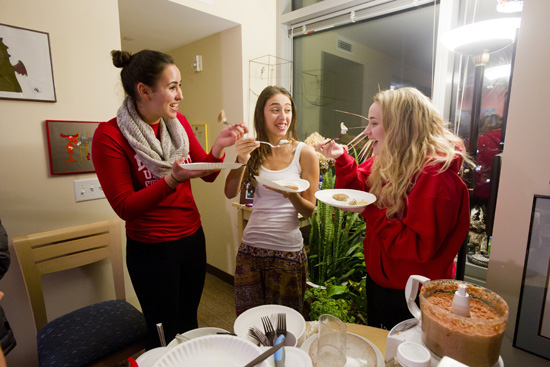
[225,86,319,315]
[316,87,473,329]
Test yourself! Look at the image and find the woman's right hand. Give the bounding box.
[235,137,260,164]
[315,140,345,159]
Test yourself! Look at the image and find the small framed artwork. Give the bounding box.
[191,124,208,151]
[0,23,56,102]
[46,120,100,175]
[514,195,550,360]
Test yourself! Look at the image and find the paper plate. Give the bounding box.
[255,175,310,193]
[153,335,268,367]
[180,162,243,170]
[234,304,307,347]
[166,327,229,348]
[315,189,376,211]
[300,332,384,367]
[136,347,169,367]
[285,347,313,367]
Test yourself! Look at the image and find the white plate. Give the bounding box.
[180,162,243,170]
[166,327,229,348]
[136,347,169,367]
[285,347,313,367]
[300,332,384,367]
[153,335,268,367]
[234,304,307,347]
[315,189,376,211]
[255,176,310,193]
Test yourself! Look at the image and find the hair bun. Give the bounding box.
[111,50,132,68]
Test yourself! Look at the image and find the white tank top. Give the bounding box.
[242,142,305,252]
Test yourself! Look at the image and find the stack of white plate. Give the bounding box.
[233,304,307,347]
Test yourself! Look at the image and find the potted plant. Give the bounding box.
[304,169,368,324]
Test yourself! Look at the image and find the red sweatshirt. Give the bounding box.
[92,113,222,243]
[335,153,470,289]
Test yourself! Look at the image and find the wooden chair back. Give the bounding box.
[12,219,126,332]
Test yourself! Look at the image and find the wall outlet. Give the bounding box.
[73,178,106,202]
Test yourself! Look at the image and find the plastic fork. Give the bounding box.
[258,140,290,148]
[276,313,287,338]
[248,326,269,346]
[261,315,276,346]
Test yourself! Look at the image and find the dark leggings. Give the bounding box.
[366,275,414,330]
[126,227,206,350]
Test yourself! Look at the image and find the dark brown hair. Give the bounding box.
[243,86,298,192]
[111,49,174,101]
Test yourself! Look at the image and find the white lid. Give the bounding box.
[397,342,431,367]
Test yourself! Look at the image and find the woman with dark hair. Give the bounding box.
[92,49,247,349]
[316,87,474,330]
[225,86,319,315]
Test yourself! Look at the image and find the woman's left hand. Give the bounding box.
[262,185,295,198]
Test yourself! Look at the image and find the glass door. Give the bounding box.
[445,0,523,285]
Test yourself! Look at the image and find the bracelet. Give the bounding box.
[170,173,182,184]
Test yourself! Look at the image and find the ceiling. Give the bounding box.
[118,0,435,74]
[117,1,510,76]
[118,0,238,53]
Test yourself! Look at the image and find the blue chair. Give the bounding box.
[13,219,147,367]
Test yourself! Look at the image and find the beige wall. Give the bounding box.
[1,1,123,365]
[0,1,277,366]
[169,28,245,275]
[485,0,550,366]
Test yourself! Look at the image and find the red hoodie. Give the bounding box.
[334,153,470,289]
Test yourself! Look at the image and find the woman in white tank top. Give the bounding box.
[225,86,319,315]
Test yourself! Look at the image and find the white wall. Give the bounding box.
[485,1,550,366]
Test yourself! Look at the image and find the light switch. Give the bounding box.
[73,178,106,202]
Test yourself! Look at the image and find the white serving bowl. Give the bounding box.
[233,304,307,347]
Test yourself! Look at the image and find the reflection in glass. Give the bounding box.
[293,3,439,148]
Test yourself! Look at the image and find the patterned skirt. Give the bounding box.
[234,243,307,316]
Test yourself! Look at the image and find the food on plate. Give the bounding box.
[332,193,349,202]
[349,199,369,206]
[284,185,299,191]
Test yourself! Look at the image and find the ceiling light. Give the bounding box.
[441,18,521,56]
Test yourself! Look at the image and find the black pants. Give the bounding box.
[366,275,414,330]
[127,227,206,350]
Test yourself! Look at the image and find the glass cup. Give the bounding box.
[317,314,347,367]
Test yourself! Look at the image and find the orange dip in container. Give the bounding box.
[419,280,508,367]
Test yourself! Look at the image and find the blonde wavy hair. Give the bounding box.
[368,87,473,219]
[243,86,298,193]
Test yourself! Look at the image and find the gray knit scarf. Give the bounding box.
[117,97,189,179]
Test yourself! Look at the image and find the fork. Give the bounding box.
[261,316,276,346]
[258,140,289,148]
[248,326,269,346]
[276,313,287,338]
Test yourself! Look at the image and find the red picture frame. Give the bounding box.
[46,120,100,175]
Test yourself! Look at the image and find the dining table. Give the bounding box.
[343,323,389,355]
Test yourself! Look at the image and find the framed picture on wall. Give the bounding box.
[0,23,56,102]
[46,120,100,175]
[514,195,550,360]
